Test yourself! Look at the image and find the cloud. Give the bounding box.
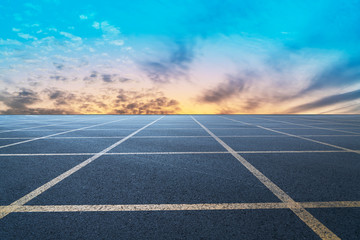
[79,15,88,20]
[100,21,120,37]
[50,75,68,81]
[92,21,100,29]
[24,3,41,12]
[0,39,22,45]
[113,96,180,114]
[198,73,248,103]
[0,88,41,114]
[0,86,181,114]
[287,89,360,113]
[17,33,38,40]
[83,71,132,83]
[53,62,64,70]
[59,32,82,42]
[101,74,112,83]
[112,89,181,114]
[45,89,76,106]
[299,58,360,94]
[109,40,124,46]
[141,40,194,83]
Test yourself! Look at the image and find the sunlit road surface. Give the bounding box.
[1,115,359,239]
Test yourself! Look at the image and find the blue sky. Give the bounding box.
[1,0,360,114]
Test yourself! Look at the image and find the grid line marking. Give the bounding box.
[221,116,360,155]
[192,116,340,240]
[1,134,359,140]
[0,201,359,213]
[0,117,135,149]
[250,116,360,135]
[0,116,164,220]
[278,116,360,127]
[0,150,353,157]
[0,116,98,134]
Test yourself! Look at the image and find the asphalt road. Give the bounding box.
[0,115,359,239]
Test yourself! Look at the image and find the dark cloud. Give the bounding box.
[50,75,67,81]
[83,71,98,82]
[90,71,97,78]
[102,74,112,83]
[111,89,180,114]
[101,74,131,83]
[53,62,65,70]
[243,99,261,111]
[113,97,180,114]
[287,89,360,113]
[83,71,132,83]
[45,89,76,106]
[0,86,180,114]
[0,88,74,114]
[141,40,194,83]
[198,74,248,103]
[0,88,40,114]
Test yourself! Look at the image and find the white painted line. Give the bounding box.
[1,201,359,213]
[221,116,360,155]
[0,116,164,220]
[251,116,360,135]
[0,117,68,127]
[192,116,340,240]
[0,134,359,140]
[0,150,351,157]
[0,117,98,134]
[301,201,360,209]
[0,117,135,149]
[281,116,360,127]
[0,203,292,212]
[0,127,205,131]
[5,127,359,132]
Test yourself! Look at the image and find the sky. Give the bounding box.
[1,0,360,114]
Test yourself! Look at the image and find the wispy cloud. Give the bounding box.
[287,89,360,113]
[79,14,88,20]
[299,58,360,94]
[198,73,249,103]
[17,33,37,40]
[59,31,82,42]
[141,40,195,83]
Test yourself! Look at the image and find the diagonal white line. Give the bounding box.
[0,117,135,149]
[251,116,360,135]
[221,116,360,155]
[191,116,340,240]
[0,116,98,134]
[278,115,360,127]
[0,116,164,219]
[0,116,68,127]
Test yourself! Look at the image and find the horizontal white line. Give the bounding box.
[0,150,350,157]
[0,128,205,132]
[0,118,134,149]
[1,201,359,213]
[1,127,359,132]
[0,117,164,220]
[0,135,358,140]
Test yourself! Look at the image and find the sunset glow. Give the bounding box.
[1,0,360,114]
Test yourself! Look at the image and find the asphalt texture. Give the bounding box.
[0,114,360,240]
